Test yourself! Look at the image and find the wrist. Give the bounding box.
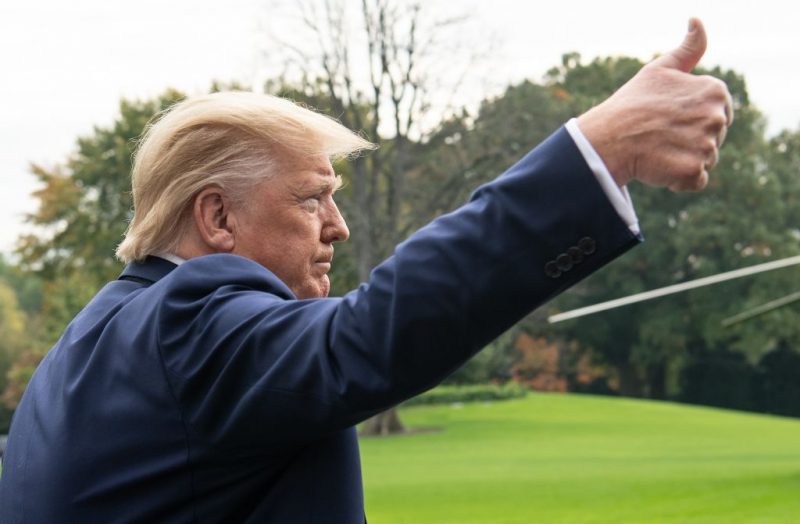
[576,108,633,188]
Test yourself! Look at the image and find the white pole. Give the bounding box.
[721,290,800,326]
[547,255,800,324]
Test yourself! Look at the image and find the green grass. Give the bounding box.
[360,393,800,523]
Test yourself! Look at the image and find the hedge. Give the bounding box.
[404,382,527,407]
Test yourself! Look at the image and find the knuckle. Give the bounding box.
[700,75,731,100]
[694,135,718,162]
[709,112,727,130]
[696,163,706,179]
[671,173,705,193]
[712,76,729,93]
[695,171,709,191]
[699,139,717,158]
[679,169,707,193]
[706,75,727,90]
[678,158,702,179]
[717,126,729,147]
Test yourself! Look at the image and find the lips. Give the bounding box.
[315,258,332,273]
[315,249,333,265]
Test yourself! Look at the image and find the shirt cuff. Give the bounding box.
[565,118,640,235]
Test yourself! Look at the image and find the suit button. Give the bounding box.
[544,261,561,278]
[556,253,573,271]
[567,246,584,264]
[578,237,596,255]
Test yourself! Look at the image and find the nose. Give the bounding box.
[322,199,350,243]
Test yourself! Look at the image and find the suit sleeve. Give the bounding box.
[156,126,642,451]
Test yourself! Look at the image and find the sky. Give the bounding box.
[1,0,797,254]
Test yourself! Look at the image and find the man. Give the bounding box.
[0,19,731,523]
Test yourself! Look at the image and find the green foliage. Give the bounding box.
[755,344,800,417]
[403,382,527,407]
[0,279,29,430]
[7,46,800,424]
[0,255,43,314]
[361,394,800,523]
[15,90,185,336]
[3,90,187,409]
[17,89,185,289]
[678,341,800,417]
[546,52,642,112]
[531,55,800,399]
[273,52,800,412]
[679,345,757,411]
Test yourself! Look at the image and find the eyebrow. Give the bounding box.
[318,174,344,192]
[299,174,344,195]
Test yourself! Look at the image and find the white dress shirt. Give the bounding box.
[566,118,640,235]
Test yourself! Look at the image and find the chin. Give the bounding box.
[318,276,331,298]
[294,279,329,300]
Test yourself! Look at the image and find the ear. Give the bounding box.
[193,186,236,252]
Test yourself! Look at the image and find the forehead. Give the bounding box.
[252,152,338,195]
[282,153,338,186]
[288,152,334,172]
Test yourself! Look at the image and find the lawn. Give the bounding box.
[360,393,800,523]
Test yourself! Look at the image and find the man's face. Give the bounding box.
[232,153,349,299]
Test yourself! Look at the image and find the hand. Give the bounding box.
[577,18,734,192]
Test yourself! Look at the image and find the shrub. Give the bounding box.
[754,345,800,417]
[679,347,756,411]
[404,383,527,407]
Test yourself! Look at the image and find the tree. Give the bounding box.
[0,258,45,424]
[754,342,800,417]
[269,0,489,435]
[3,91,186,406]
[18,90,186,288]
[0,279,36,428]
[535,55,800,400]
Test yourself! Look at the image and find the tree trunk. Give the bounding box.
[360,407,405,436]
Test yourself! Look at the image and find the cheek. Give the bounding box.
[319,275,331,298]
[282,244,317,278]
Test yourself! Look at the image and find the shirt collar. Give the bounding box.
[154,252,186,266]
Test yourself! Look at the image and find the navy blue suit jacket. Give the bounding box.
[0,128,640,522]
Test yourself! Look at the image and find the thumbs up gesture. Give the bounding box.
[577,18,734,191]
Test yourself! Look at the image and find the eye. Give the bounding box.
[303,195,322,211]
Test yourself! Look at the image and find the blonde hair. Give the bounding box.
[115,91,374,263]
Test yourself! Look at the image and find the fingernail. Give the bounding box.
[688,19,697,32]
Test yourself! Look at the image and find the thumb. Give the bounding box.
[650,18,707,72]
